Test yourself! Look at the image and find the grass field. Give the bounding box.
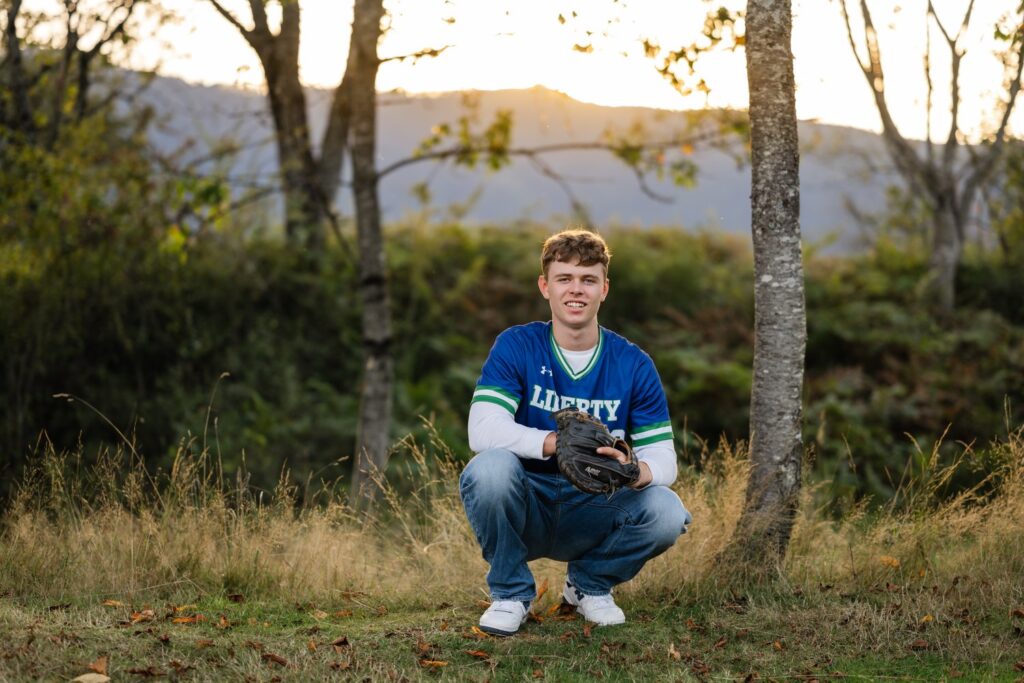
[2,429,1023,681]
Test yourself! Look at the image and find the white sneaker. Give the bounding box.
[563,580,625,626]
[478,600,530,636]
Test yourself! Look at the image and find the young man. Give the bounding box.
[460,229,692,637]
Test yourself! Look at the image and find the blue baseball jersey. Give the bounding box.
[472,321,674,474]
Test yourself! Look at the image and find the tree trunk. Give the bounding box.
[720,0,806,575]
[928,200,962,314]
[260,30,326,250]
[346,0,390,512]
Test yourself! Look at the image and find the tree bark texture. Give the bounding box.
[248,3,325,250]
[346,0,391,512]
[723,0,806,571]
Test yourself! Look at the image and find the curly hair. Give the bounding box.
[540,229,612,277]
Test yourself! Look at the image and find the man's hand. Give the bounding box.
[596,446,652,489]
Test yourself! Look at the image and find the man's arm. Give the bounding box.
[468,401,554,459]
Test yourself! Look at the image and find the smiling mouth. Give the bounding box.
[565,301,586,309]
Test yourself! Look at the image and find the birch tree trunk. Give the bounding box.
[346,0,392,512]
[720,0,807,572]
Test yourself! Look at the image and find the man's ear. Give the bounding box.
[601,276,609,301]
[538,273,550,300]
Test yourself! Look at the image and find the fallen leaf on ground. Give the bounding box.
[126,666,163,677]
[130,610,156,624]
[465,649,490,660]
[87,656,108,675]
[476,600,492,609]
[1011,608,1024,619]
[909,639,929,651]
[532,669,544,678]
[1014,660,1024,672]
[227,593,245,603]
[879,555,901,568]
[714,635,728,649]
[535,578,549,604]
[71,674,110,683]
[772,640,784,651]
[419,659,448,668]
[245,640,264,652]
[668,642,681,661]
[312,609,329,620]
[101,600,125,608]
[470,626,490,639]
[262,652,288,667]
[217,614,231,629]
[48,603,71,611]
[307,639,317,652]
[690,658,710,675]
[173,604,197,613]
[330,659,352,670]
[583,623,592,638]
[157,633,170,644]
[339,591,366,600]
[439,620,449,631]
[919,614,934,625]
[169,660,190,674]
[195,639,215,648]
[333,609,353,618]
[331,635,350,649]
[171,614,204,624]
[685,617,700,631]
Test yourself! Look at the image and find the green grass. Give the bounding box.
[3,429,1024,680]
[3,582,1022,682]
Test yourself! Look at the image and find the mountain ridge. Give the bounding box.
[140,75,898,249]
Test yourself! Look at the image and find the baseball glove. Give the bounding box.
[553,407,640,495]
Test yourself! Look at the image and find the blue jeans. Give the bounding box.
[459,448,692,601]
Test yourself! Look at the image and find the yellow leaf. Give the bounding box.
[919,614,934,625]
[72,675,110,683]
[174,604,198,612]
[101,600,124,608]
[419,659,448,668]
[87,656,108,675]
[879,555,901,568]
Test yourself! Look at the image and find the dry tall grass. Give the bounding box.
[3,425,1023,613]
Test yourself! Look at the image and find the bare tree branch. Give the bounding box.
[961,30,1024,210]
[840,0,928,192]
[379,44,451,64]
[526,155,594,227]
[208,0,253,42]
[377,130,729,179]
[248,0,270,37]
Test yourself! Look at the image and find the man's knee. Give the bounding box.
[636,488,692,549]
[460,449,525,502]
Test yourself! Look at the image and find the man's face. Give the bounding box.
[538,259,609,331]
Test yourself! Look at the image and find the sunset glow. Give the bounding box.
[127,0,1023,141]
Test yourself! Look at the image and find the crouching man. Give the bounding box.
[460,229,692,636]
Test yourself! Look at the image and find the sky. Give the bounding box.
[125,0,1023,141]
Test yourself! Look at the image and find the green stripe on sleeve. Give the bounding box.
[476,385,518,400]
[631,432,674,447]
[471,394,517,414]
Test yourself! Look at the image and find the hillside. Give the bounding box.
[141,76,899,248]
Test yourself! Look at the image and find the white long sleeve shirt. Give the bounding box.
[467,400,678,487]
